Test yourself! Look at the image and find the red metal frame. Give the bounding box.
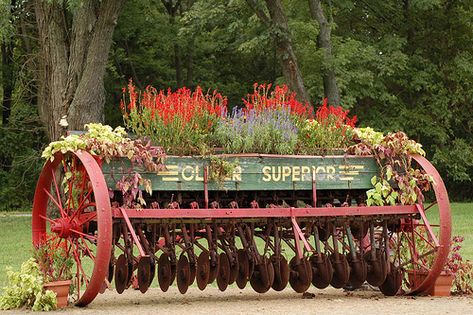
[112,205,417,219]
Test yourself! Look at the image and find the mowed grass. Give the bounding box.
[0,203,472,291]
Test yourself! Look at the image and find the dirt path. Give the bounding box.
[3,287,472,315]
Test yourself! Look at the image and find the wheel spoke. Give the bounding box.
[70,229,97,242]
[42,188,66,218]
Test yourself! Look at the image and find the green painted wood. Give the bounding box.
[102,155,378,191]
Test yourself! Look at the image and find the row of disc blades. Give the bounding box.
[110,247,401,295]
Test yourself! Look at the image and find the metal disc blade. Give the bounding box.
[108,258,114,283]
[289,256,312,293]
[208,253,220,284]
[346,253,367,289]
[271,255,289,291]
[236,249,250,289]
[310,253,333,289]
[114,254,128,294]
[250,258,271,293]
[188,262,196,286]
[364,249,388,286]
[330,253,350,289]
[228,252,239,285]
[379,263,402,296]
[217,253,231,291]
[177,254,190,294]
[196,252,210,291]
[137,256,151,293]
[158,253,172,292]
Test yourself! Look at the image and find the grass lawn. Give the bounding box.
[0,203,472,290]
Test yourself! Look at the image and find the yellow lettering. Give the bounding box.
[282,166,291,181]
[262,166,271,182]
[292,166,301,181]
[182,165,194,181]
[272,166,282,182]
[195,165,204,181]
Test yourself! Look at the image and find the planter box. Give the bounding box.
[407,270,454,296]
[44,279,71,308]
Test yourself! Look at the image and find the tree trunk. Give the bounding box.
[1,41,14,125]
[308,0,340,106]
[34,0,124,140]
[246,0,310,104]
[186,39,194,87]
[264,0,310,104]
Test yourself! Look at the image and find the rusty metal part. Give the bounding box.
[208,252,219,284]
[177,254,190,294]
[137,256,151,293]
[289,256,312,293]
[380,263,402,296]
[346,253,367,289]
[196,252,210,290]
[108,259,114,283]
[250,257,273,293]
[114,254,128,294]
[329,253,350,289]
[236,249,250,289]
[310,253,333,289]
[271,255,289,291]
[188,261,196,286]
[158,253,173,292]
[365,249,387,286]
[228,251,239,285]
[217,253,231,291]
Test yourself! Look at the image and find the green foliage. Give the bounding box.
[34,237,73,282]
[208,156,238,184]
[0,258,57,311]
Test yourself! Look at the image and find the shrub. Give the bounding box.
[121,81,227,155]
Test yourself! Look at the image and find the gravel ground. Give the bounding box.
[2,286,473,315]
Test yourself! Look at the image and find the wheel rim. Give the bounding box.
[389,155,451,294]
[32,151,112,306]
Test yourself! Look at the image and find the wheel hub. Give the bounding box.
[50,217,79,238]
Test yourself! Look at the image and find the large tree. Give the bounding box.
[34,0,124,140]
[308,0,340,106]
[246,0,310,104]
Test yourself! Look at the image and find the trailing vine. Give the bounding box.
[42,123,165,207]
[349,128,433,206]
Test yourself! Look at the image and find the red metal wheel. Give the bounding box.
[391,155,452,295]
[137,256,152,293]
[346,253,367,289]
[32,151,112,307]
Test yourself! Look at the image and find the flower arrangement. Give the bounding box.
[298,98,357,154]
[213,106,299,154]
[33,235,74,283]
[121,81,227,155]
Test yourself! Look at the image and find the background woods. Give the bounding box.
[0,0,473,209]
